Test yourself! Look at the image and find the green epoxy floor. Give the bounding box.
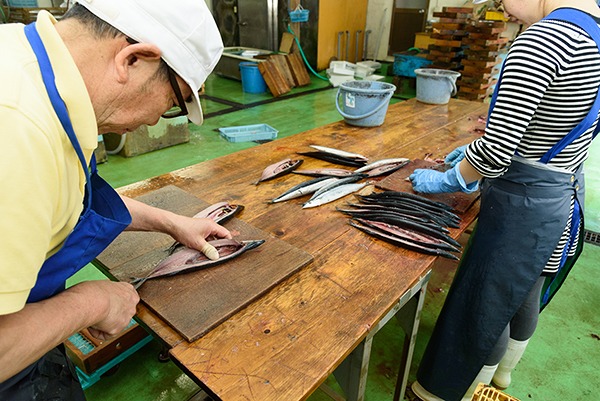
[76,72,599,401]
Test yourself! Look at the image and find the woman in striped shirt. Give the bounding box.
[410,0,600,400]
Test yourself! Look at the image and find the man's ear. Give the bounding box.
[114,42,162,84]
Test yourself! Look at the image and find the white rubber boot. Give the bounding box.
[492,338,529,390]
[461,364,498,401]
[411,381,444,401]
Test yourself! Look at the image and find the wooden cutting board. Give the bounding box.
[96,185,313,342]
[376,159,479,214]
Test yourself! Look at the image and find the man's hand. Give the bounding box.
[71,281,140,341]
[168,216,232,260]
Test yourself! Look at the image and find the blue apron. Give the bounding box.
[0,23,131,398]
[416,9,599,400]
[24,22,132,303]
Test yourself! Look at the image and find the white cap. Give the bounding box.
[75,0,224,125]
[472,0,489,4]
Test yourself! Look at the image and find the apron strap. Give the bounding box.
[24,22,93,209]
[488,8,600,163]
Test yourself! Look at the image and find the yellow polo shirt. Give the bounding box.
[0,11,98,313]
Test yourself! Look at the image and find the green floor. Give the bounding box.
[75,72,600,401]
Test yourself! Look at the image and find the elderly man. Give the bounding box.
[0,0,228,398]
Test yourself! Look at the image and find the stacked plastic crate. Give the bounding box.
[427,7,473,71]
[458,20,508,101]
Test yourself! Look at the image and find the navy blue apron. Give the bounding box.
[0,23,131,399]
[416,9,599,400]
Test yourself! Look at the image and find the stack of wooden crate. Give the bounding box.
[458,20,508,101]
[427,7,474,71]
[258,53,311,97]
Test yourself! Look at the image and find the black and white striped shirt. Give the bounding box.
[465,11,600,273]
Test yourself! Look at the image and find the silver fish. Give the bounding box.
[310,175,365,200]
[303,182,368,209]
[271,177,338,203]
[292,168,357,177]
[255,158,303,184]
[133,239,265,289]
[309,145,369,162]
[354,158,410,173]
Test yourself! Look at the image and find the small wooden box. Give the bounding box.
[65,323,149,374]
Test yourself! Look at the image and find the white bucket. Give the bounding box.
[414,69,461,105]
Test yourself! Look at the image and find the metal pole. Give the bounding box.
[345,30,350,62]
[337,31,344,60]
[355,30,362,63]
[363,30,372,61]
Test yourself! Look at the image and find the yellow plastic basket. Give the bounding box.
[471,384,521,401]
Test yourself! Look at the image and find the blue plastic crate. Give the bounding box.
[393,54,432,78]
[7,0,38,6]
[218,124,278,143]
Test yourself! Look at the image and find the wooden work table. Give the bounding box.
[96,98,489,401]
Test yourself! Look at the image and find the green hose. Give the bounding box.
[1,4,7,24]
[286,24,329,81]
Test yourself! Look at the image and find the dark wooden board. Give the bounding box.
[375,159,479,214]
[97,185,313,342]
[258,59,291,97]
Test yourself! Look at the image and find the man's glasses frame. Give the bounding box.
[162,66,189,119]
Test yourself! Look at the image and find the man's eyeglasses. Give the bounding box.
[162,66,189,119]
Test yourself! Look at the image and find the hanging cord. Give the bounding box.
[286,24,329,81]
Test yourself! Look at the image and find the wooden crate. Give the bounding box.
[65,323,149,374]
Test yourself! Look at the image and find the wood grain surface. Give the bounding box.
[98,99,489,400]
[97,186,313,342]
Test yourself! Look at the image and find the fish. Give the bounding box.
[363,161,410,178]
[310,175,366,199]
[296,151,367,167]
[132,239,265,289]
[349,220,459,260]
[270,176,338,203]
[363,190,455,211]
[308,145,369,162]
[303,182,368,208]
[167,201,244,254]
[353,218,460,253]
[192,201,245,224]
[353,158,410,173]
[255,159,303,184]
[292,168,357,177]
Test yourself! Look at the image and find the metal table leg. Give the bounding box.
[333,270,431,401]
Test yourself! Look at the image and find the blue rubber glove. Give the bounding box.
[445,145,468,167]
[410,164,479,194]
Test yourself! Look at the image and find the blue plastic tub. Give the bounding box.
[393,54,433,77]
[335,81,396,127]
[218,124,278,143]
[239,62,267,94]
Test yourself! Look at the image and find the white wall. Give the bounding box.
[365,0,475,61]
